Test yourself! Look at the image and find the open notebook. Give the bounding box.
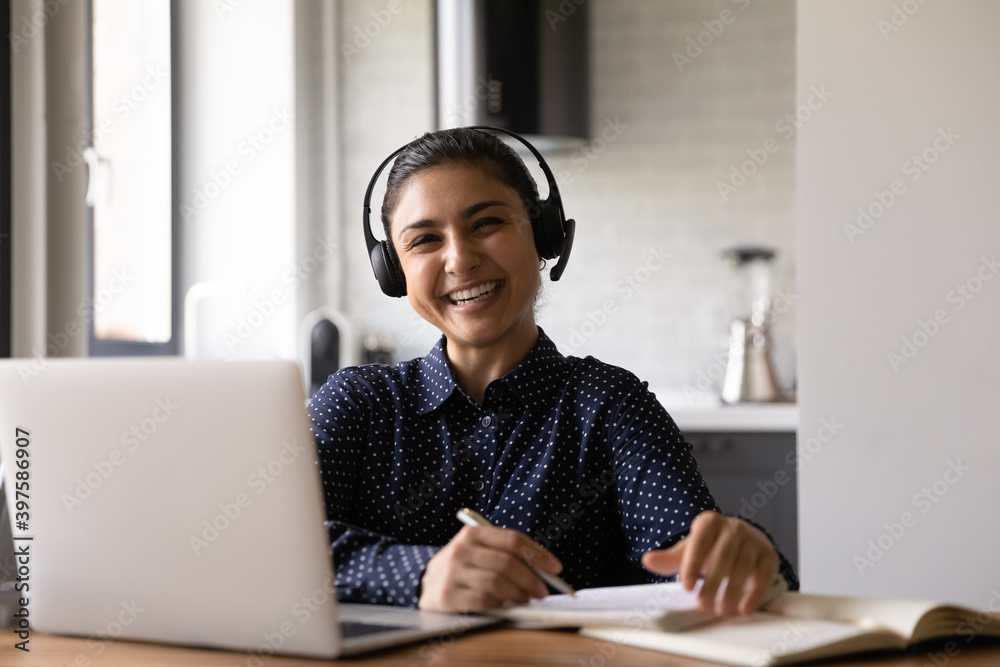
[494,576,788,632]
[581,592,1000,666]
[493,576,1000,666]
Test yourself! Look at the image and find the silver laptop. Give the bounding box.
[0,357,496,658]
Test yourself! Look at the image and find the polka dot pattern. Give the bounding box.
[309,328,797,607]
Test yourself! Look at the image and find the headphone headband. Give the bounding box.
[362,126,575,298]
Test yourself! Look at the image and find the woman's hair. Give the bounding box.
[379,128,541,246]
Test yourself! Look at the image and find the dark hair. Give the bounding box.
[379,128,541,246]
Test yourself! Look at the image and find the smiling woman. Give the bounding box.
[309,127,798,615]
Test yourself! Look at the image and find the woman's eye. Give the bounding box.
[474,217,504,230]
[408,234,438,249]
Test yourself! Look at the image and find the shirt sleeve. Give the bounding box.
[606,380,799,590]
[309,369,442,607]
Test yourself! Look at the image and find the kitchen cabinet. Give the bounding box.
[656,394,799,574]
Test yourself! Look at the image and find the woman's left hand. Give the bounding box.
[641,510,779,617]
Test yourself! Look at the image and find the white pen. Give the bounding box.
[456,507,576,597]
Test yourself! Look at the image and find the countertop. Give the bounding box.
[651,388,798,433]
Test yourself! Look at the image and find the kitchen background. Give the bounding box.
[154,0,798,398]
[340,0,798,395]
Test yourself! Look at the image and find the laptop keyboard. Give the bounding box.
[340,620,411,639]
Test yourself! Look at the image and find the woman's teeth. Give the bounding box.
[448,280,500,305]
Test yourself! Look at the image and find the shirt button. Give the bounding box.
[481,415,492,427]
[473,480,485,491]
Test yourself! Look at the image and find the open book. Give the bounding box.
[580,592,1000,666]
[493,576,788,632]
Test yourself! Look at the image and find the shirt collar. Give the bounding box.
[414,336,457,414]
[413,328,571,415]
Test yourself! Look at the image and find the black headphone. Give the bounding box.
[362,126,576,298]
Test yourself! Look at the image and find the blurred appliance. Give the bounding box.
[436,0,589,151]
[721,247,785,404]
[300,308,355,397]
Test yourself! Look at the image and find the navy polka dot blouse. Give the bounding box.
[309,328,797,607]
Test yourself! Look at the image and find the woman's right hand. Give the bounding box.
[418,524,563,612]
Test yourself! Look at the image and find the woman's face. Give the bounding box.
[389,163,541,357]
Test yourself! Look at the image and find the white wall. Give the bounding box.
[797,0,1000,607]
[339,0,799,394]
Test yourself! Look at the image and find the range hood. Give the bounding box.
[435,0,590,152]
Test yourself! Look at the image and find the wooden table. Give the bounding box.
[2,628,1000,666]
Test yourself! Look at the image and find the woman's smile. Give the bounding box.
[443,279,503,305]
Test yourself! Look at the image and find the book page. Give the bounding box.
[764,593,946,639]
[912,605,1000,641]
[583,612,904,667]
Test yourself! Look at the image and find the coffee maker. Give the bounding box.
[721,246,785,404]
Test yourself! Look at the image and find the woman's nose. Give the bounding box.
[444,235,480,274]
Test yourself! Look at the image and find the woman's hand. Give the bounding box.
[641,510,779,617]
[419,525,563,613]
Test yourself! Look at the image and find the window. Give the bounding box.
[87,0,176,355]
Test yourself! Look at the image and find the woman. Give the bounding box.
[309,127,797,616]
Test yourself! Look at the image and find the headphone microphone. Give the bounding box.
[362,126,576,298]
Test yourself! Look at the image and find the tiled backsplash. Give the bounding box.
[337,0,797,397]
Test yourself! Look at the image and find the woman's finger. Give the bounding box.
[678,511,723,590]
[697,518,741,611]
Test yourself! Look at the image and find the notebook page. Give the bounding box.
[495,580,735,630]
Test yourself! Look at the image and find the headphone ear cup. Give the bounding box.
[388,245,407,296]
[531,212,552,259]
[533,201,566,260]
[370,242,407,298]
